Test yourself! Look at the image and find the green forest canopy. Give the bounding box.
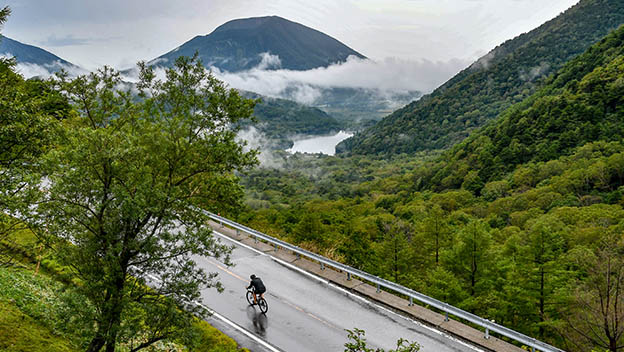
[338,0,624,155]
[239,21,624,352]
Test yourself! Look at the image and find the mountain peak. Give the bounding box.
[152,16,365,72]
[213,15,289,32]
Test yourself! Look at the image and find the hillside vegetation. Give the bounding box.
[0,228,247,352]
[338,0,624,155]
[239,22,624,352]
[419,24,624,192]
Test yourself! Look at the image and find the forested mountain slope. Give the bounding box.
[419,24,624,193]
[338,0,624,155]
[240,21,624,352]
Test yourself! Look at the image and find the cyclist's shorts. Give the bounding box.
[256,287,266,294]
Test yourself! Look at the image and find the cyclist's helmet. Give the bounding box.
[250,274,256,279]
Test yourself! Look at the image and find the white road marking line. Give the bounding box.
[212,229,485,352]
[204,247,341,331]
[196,302,283,352]
[146,273,282,352]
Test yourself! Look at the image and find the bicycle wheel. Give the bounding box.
[258,297,268,314]
[246,290,254,305]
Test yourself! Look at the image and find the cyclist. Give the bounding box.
[247,274,266,304]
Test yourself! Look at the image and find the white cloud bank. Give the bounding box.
[211,55,470,104]
[119,52,470,107]
[0,55,88,79]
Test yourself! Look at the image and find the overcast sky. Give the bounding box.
[3,0,579,71]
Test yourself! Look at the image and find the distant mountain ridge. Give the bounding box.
[0,35,75,69]
[150,16,366,72]
[338,0,624,155]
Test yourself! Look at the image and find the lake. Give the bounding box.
[286,131,353,155]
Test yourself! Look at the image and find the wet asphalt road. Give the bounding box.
[195,231,481,352]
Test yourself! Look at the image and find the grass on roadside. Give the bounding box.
[0,220,248,352]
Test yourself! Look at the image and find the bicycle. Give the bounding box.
[246,288,268,314]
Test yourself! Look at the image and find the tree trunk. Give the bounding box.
[105,336,117,352]
[471,239,477,296]
[539,267,545,338]
[88,258,127,352]
[394,236,399,283]
[86,335,106,352]
[435,232,439,265]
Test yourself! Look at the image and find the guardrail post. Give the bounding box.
[236,229,239,236]
[274,243,278,252]
[347,272,351,281]
[445,311,449,322]
[254,236,258,244]
[376,284,380,293]
[220,220,223,228]
[485,327,490,339]
[409,297,413,306]
[320,262,325,270]
[296,252,301,260]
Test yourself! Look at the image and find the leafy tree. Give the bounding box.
[421,204,450,265]
[33,56,257,351]
[373,220,414,284]
[481,180,510,202]
[495,229,537,330]
[0,6,61,264]
[339,226,371,269]
[292,211,323,244]
[425,266,467,305]
[518,216,568,338]
[445,219,492,297]
[344,328,420,352]
[558,233,624,352]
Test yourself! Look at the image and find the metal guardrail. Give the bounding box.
[203,210,564,352]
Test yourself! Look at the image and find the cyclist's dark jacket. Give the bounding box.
[247,277,266,294]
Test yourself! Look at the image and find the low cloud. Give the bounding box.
[210,55,470,105]
[470,50,497,70]
[236,126,286,169]
[256,52,281,70]
[5,58,87,79]
[519,61,551,82]
[118,53,470,115]
[120,53,469,104]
